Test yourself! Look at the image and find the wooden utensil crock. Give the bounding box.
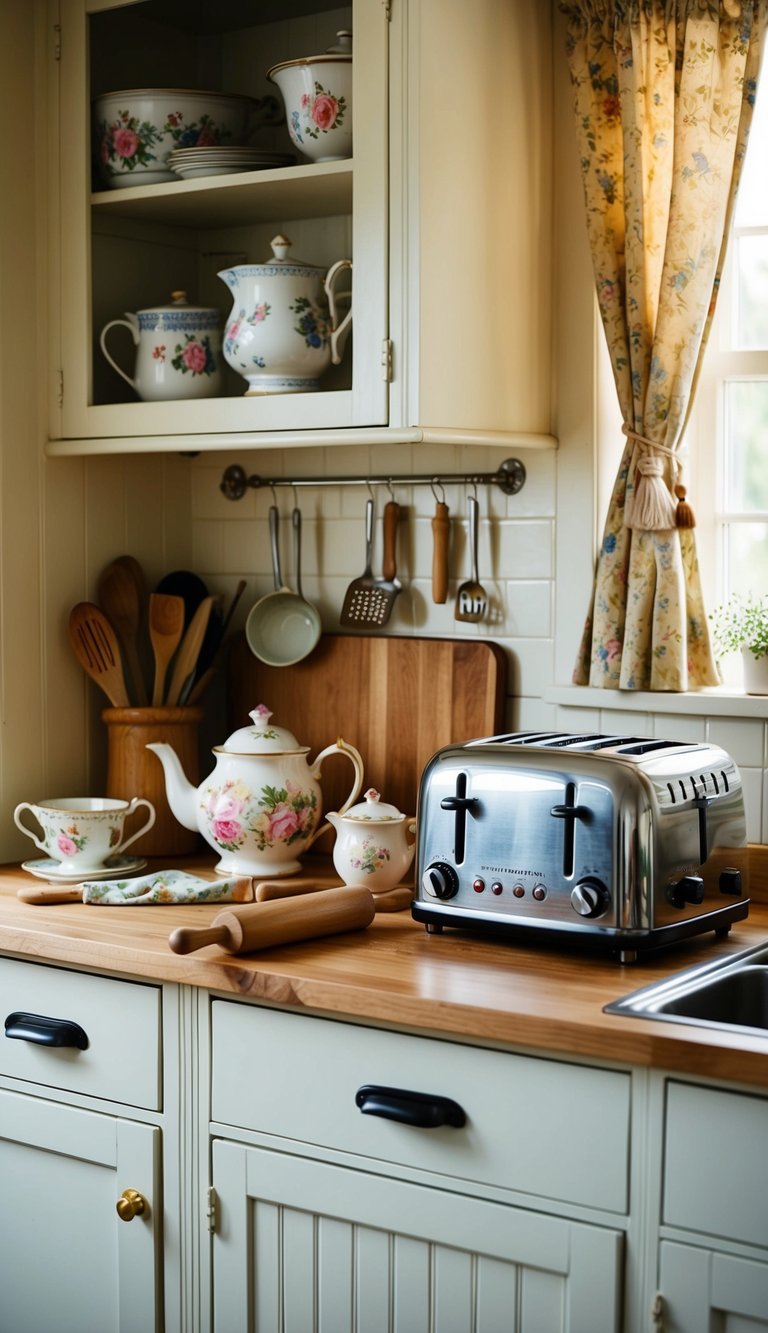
[102,705,203,857]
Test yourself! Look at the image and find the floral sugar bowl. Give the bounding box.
[99,291,222,402]
[147,705,364,877]
[327,790,417,892]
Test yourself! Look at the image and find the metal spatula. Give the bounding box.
[340,497,401,628]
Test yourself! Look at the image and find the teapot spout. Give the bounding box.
[146,742,199,832]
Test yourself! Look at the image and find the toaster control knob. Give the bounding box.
[422,862,459,900]
[668,874,705,908]
[571,879,608,919]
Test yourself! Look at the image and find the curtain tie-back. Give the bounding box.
[621,424,694,531]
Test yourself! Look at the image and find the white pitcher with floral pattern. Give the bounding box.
[147,704,364,877]
[99,291,223,401]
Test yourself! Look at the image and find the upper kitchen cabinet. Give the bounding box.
[47,0,554,454]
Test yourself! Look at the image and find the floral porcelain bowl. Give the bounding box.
[267,32,352,163]
[93,88,253,189]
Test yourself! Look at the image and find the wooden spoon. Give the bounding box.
[165,595,215,706]
[68,602,131,707]
[98,559,148,704]
[148,593,185,706]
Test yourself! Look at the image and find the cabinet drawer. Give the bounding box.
[0,957,161,1110]
[664,1080,768,1248]
[211,1002,630,1213]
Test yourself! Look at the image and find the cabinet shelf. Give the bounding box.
[91,160,353,229]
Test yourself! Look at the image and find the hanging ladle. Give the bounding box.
[454,490,488,623]
[245,504,322,666]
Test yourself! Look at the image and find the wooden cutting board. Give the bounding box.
[227,633,507,825]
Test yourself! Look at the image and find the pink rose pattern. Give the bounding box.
[201,779,319,853]
[171,335,216,377]
[290,82,347,144]
[44,821,119,859]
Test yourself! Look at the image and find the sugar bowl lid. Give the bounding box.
[219,705,307,754]
[342,788,405,822]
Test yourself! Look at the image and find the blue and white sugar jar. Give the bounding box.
[99,291,223,401]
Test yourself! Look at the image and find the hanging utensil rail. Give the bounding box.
[220,458,526,501]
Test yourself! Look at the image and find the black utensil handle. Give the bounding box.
[4,1010,89,1050]
[355,1084,466,1128]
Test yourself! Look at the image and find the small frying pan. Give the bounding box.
[245,505,321,666]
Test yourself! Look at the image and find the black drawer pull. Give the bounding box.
[355,1084,466,1128]
[4,1011,89,1050]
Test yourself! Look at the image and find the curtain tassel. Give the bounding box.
[674,483,696,528]
[625,454,677,531]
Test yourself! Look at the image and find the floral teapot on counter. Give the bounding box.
[147,704,364,877]
[327,789,417,892]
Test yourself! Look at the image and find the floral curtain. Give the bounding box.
[560,0,767,690]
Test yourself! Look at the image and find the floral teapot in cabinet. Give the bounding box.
[147,705,364,877]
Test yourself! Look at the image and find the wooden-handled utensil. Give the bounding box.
[254,878,413,912]
[382,498,400,582]
[68,602,131,707]
[431,499,450,603]
[165,594,215,706]
[98,559,148,704]
[168,885,375,956]
[340,497,401,628]
[148,593,185,706]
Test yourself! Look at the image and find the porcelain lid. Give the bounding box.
[267,31,352,78]
[341,789,405,822]
[138,290,219,317]
[220,705,307,754]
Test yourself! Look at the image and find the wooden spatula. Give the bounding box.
[165,594,215,706]
[148,592,185,706]
[98,559,148,704]
[68,602,131,707]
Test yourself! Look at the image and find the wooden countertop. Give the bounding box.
[2,858,767,1088]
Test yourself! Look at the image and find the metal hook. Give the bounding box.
[386,478,395,501]
[430,478,446,504]
[366,479,375,502]
[270,484,279,508]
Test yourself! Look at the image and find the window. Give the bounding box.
[694,78,768,650]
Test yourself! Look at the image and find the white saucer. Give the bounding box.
[21,855,148,883]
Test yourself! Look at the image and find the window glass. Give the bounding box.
[724,381,768,511]
[725,522,768,599]
[735,234,768,348]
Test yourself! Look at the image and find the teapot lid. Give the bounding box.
[342,788,405,822]
[138,290,219,317]
[220,705,307,754]
[267,31,352,79]
[264,234,322,269]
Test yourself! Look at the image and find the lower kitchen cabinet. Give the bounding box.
[0,1088,161,1333]
[211,1139,624,1333]
[659,1242,768,1331]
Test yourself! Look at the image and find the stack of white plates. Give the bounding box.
[168,147,295,179]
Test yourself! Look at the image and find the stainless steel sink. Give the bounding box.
[604,942,768,1036]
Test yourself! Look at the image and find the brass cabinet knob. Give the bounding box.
[116,1188,147,1222]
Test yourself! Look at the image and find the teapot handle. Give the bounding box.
[324,259,353,365]
[99,313,140,392]
[307,738,364,846]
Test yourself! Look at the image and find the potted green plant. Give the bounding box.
[709,593,768,694]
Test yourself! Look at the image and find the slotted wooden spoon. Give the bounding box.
[68,602,131,707]
[165,594,215,706]
[148,592,185,706]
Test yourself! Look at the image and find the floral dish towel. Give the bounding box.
[82,870,253,906]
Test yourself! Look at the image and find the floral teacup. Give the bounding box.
[14,797,155,874]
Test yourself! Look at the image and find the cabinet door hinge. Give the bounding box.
[381,338,393,382]
[206,1186,218,1233]
[53,23,61,61]
[382,0,392,19]
[57,369,64,408]
[651,1292,664,1329]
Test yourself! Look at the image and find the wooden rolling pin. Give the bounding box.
[168,885,375,956]
[254,878,413,913]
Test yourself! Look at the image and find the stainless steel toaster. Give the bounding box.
[412,731,750,961]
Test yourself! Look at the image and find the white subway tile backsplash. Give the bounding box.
[652,714,707,743]
[707,717,766,768]
[739,767,764,844]
[504,581,553,637]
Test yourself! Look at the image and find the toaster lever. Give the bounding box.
[550,783,589,877]
[440,772,478,864]
[692,795,710,863]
